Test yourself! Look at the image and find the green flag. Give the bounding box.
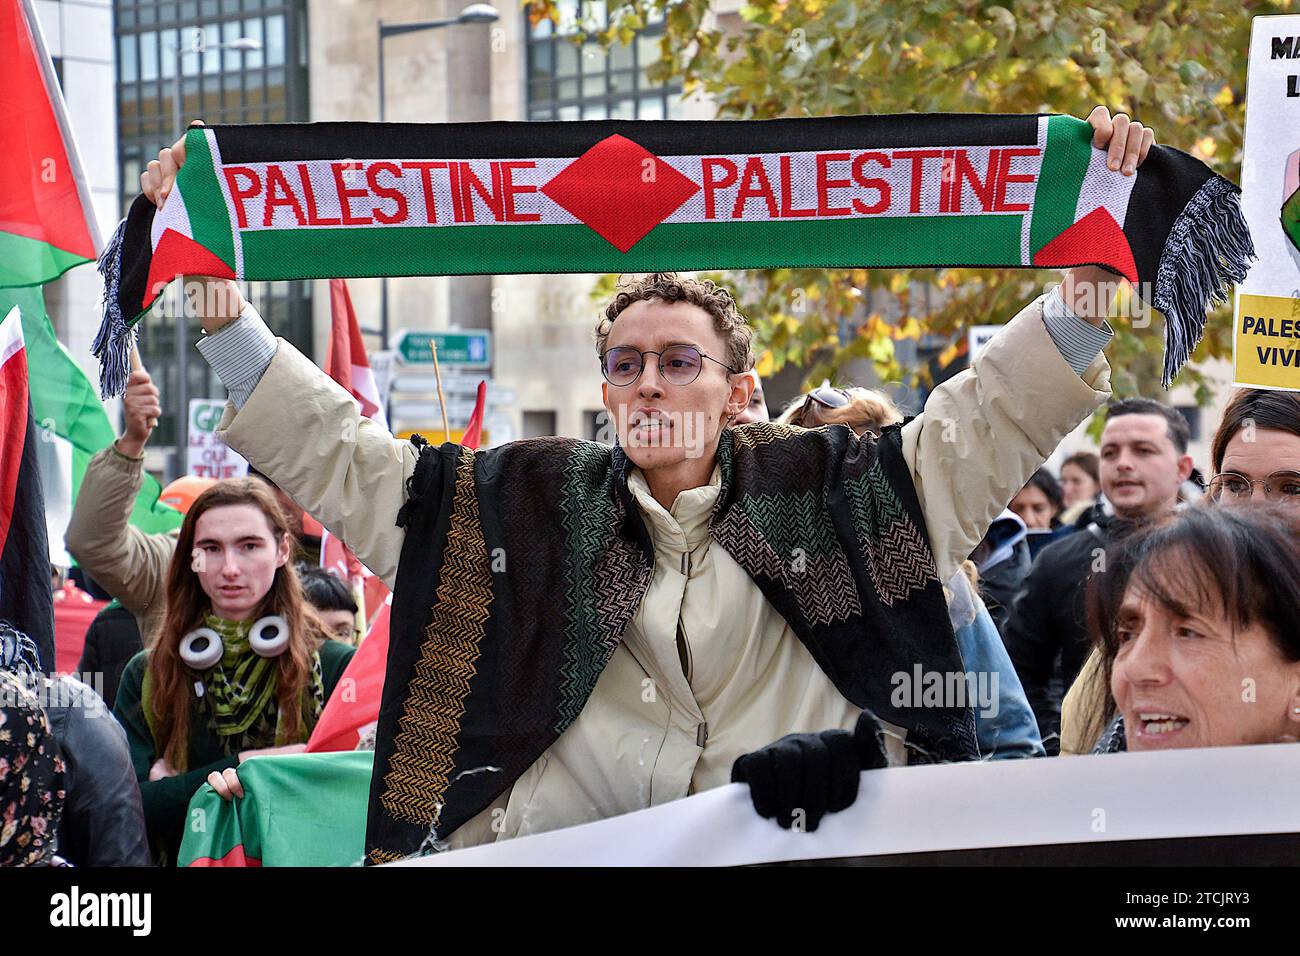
[180,751,373,867]
[0,286,183,562]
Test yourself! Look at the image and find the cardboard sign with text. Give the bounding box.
[187,399,249,479]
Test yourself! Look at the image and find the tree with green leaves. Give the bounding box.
[532,0,1261,408]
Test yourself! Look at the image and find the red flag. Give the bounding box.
[305,593,390,753]
[0,0,99,287]
[326,278,388,430]
[0,305,56,670]
[462,380,487,451]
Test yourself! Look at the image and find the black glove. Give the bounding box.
[731,711,888,832]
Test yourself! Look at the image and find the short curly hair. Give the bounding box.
[594,272,755,374]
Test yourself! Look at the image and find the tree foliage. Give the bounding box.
[532,0,1284,402]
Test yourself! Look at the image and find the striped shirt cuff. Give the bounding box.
[194,300,276,409]
[1042,286,1114,376]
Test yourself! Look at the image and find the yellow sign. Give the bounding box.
[395,428,488,445]
[1234,293,1300,391]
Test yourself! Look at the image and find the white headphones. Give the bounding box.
[179,615,291,670]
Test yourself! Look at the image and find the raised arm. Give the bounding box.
[900,106,1150,579]
[138,126,417,589]
[64,370,176,626]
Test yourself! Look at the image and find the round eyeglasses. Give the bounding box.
[1207,470,1300,504]
[600,345,739,387]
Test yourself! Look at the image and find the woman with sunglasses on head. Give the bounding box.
[1060,387,1300,755]
[779,385,1044,759]
[150,109,1142,852]
[112,479,355,864]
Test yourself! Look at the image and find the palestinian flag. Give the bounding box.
[0,305,56,672]
[95,114,1254,392]
[327,277,388,430]
[0,0,100,287]
[306,593,390,753]
[0,286,183,571]
[179,751,373,867]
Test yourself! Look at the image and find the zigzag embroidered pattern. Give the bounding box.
[844,459,937,606]
[381,448,493,831]
[712,507,861,627]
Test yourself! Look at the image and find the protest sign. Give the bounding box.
[187,398,248,478]
[1234,15,1300,390]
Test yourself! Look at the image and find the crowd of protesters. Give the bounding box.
[4,107,1300,866]
[7,337,1298,866]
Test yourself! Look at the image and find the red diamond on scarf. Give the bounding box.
[541,135,700,253]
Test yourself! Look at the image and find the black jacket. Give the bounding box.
[45,675,151,866]
[1002,503,1117,752]
[76,601,144,709]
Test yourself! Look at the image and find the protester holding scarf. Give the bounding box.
[112,479,354,864]
[126,108,1218,859]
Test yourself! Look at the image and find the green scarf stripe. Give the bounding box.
[843,460,907,541]
[179,133,239,273]
[555,444,618,731]
[1029,114,1093,257]
[238,214,1026,280]
[734,489,842,560]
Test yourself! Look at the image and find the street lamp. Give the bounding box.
[376,4,500,349]
[165,29,262,480]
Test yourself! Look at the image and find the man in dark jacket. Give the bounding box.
[1003,398,1193,753]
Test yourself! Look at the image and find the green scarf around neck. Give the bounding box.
[141,613,325,767]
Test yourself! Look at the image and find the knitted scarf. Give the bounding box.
[95,114,1252,394]
[141,614,325,765]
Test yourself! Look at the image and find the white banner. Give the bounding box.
[397,742,1300,867]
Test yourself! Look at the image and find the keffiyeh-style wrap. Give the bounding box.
[96,113,1252,394]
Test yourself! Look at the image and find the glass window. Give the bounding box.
[638,97,663,120]
[636,34,661,71]
[528,2,679,121]
[140,31,159,81]
[160,30,178,78]
[529,40,552,79]
[555,39,577,76]
[202,24,220,73]
[581,41,606,72]
[265,13,285,66]
[222,19,242,70]
[609,69,634,95]
[242,17,263,68]
[119,35,137,84]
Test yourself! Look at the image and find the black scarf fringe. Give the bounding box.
[1153,176,1256,388]
[91,216,137,399]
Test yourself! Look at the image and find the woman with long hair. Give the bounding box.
[112,479,355,864]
